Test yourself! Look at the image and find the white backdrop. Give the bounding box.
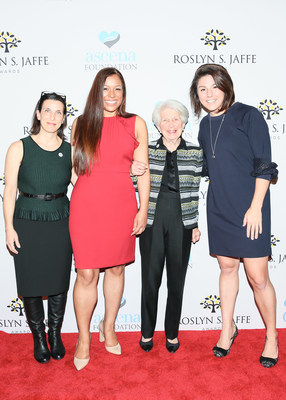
[1,0,285,334]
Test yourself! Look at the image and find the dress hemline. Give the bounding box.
[74,258,135,270]
[209,251,271,259]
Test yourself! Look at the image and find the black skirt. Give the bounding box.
[13,217,72,297]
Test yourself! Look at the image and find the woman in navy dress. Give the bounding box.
[190,64,278,367]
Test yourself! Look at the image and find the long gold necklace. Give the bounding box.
[209,113,225,159]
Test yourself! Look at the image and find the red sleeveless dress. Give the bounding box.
[69,115,139,269]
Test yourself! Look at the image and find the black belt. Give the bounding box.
[19,191,65,201]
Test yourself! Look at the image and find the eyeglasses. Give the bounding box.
[41,91,66,100]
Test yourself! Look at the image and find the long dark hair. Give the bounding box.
[30,92,67,139]
[190,64,235,117]
[73,67,134,176]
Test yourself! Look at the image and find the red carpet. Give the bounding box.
[1,329,285,400]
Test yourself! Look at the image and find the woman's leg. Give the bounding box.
[165,225,192,341]
[139,211,166,341]
[243,256,278,358]
[73,269,99,359]
[102,265,125,347]
[216,255,240,349]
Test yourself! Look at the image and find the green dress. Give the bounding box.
[13,136,72,297]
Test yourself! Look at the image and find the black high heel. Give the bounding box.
[213,322,238,357]
[166,338,180,353]
[139,337,153,352]
[260,337,278,368]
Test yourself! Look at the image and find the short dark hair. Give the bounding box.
[30,92,67,139]
[190,64,235,117]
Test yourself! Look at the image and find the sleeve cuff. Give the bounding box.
[250,158,278,180]
[202,161,209,177]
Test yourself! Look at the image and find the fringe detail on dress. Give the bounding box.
[14,204,70,222]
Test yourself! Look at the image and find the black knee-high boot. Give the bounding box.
[48,292,67,360]
[23,297,51,363]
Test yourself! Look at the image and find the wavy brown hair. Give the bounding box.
[73,67,134,175]
[190,64,235,117]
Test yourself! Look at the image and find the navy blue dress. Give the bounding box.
[198,102,277,258]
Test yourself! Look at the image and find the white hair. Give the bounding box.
[152,99,189,127]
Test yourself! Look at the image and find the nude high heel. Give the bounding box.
[98,320,121,355]
[73,336,91,371]
[98,320,105,343]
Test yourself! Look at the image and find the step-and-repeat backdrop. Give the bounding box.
[1,0,285,334]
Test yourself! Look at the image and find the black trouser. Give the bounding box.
[139,191,192,339]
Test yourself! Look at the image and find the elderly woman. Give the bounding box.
[138,99,203,352]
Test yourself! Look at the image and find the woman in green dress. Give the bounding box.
[3,92,76,363]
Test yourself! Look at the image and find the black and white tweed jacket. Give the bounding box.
[145,137,203,229]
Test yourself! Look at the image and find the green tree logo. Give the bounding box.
[271,234,280,247]
[7,298,25,316]
[200,295,221,313]
[66,103,79,118]
[201,29,230,50]
[257,99,283,120]
[0,31,21,53]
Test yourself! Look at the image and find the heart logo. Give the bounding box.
[119,297,126,309]
[99,31,120,48]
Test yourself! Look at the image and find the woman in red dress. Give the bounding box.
[69,67,150,370]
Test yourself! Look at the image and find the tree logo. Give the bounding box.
[99,31,120,48]
[271,234,280,247]
[200,295,221,313]
[257,99,283,120]
[201,29,230,50]
[0,31,21,53]
[66,103,79,118]
[7,298,25,316]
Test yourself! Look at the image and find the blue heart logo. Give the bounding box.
[99,31,120,48]
[119,297,126,309]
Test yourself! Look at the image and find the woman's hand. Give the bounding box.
[3,141,23,255]
[130,160,148,176]
[131,209,147,236]
[243,178,269,240]
[243,207,262,240]
[192,228,201,244]
[6,227,21,254]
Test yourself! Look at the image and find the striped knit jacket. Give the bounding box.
[144,137,203,229]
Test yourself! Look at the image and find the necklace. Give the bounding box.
[209,113,225,159]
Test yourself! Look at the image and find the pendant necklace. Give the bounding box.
[209,113,225,159]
